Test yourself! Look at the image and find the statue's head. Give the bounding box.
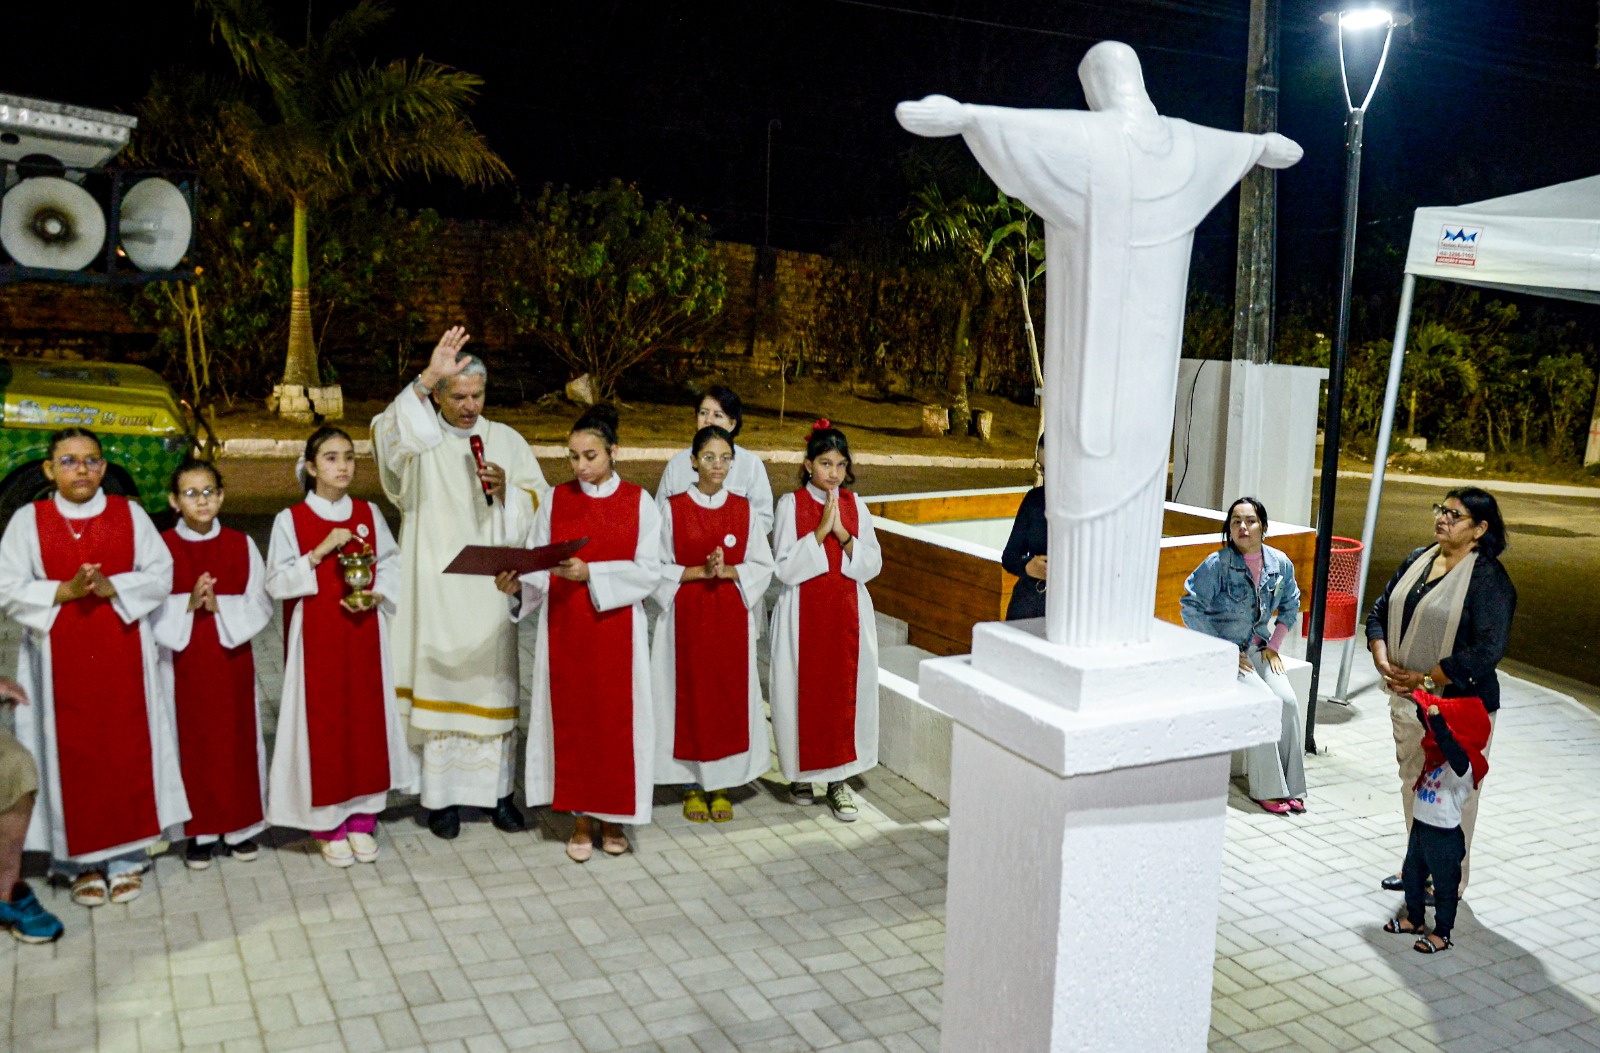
[1078,42,1157,117]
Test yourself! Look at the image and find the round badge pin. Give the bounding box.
[357,524,370,539]
[723,533,738,547]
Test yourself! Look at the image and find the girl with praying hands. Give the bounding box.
[151,459,274,871]
[650,426,776,824]
[503,405,661,862]
[0,427,187,908]
[768,422,883,823]
[265,427,416,869]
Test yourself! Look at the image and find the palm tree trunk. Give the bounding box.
[282,198,319,394]
[948,301,972,435]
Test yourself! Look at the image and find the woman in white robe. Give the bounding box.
[0,428,187,906]
[650,428,776,823]
[265,427,416,868]
[508,405,660,862]
[768,424,883,823]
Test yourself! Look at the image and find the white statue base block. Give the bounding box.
[918,618,1279,1053]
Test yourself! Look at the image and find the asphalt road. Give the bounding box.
[1328,476,1600,691]
[213,457,1600,689]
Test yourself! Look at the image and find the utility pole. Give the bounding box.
[1231,0,1281,364]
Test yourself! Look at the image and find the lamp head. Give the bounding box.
[1319,5,1414,29]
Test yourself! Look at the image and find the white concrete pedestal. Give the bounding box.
[918,618,1279,1053]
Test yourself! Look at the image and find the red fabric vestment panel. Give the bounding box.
[164,527,263,836]
[547,481,640,815]
[37,497,160,856]
[669,492,751,761]
[287,501,390,807]
[792,490,860,772]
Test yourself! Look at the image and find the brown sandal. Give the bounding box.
[70,872,108,908]
[109,872,143,904]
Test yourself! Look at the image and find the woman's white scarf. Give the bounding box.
[1385,544,1477,694]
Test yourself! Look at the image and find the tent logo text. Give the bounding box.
[1436,225,1483,267]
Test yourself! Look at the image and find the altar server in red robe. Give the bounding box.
[151,459,273,870]
[0,428,188,907]
[650,426,776,824]
[506,405,660,862]
[769,422,883,822]
[265,427,416,868]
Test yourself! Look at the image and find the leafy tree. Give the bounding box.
[198,0,508,412]
[492,181,728,401]
[1533,352,1596,459]
[126,70,444,410]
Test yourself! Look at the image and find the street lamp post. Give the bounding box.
[1304,4,1410,752]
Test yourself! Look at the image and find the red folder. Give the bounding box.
[443,538,589,576]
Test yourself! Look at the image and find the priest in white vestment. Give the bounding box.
[372,327,550,839]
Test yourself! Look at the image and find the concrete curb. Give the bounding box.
[219,438,1033,470]
[1329,468,1600,500]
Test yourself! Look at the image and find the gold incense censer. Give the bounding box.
[337,543,379,610]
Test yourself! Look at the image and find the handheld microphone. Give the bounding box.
[468,435,494,506]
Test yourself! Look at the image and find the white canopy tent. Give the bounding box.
[1335,173,1600,698]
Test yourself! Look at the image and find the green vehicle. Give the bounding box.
[0,358,193,526]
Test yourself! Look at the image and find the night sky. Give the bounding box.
[8,1,1600,301]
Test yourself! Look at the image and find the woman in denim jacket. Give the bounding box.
[1180,496,1305,814]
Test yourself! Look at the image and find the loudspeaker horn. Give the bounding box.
[0,176,106,270]
[120,177,192,272]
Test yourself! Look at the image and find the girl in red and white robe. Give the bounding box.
[0,427,187,907]
[265,427,416,868]
[650,426,775,824]
[768,422,883,823]
[151,459,273,871]
[505,405,660,862]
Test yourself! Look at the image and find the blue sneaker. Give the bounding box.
[0,882,65,944]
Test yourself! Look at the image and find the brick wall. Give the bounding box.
[0,222,833,377]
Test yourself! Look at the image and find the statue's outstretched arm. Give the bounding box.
[895,95,972,137]
[1257,132,1303,170]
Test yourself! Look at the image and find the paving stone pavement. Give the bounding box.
[2,603,1598,1052]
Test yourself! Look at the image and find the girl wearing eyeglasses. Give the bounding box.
[1366,487,1515,902]
[151,459,273,873]
[0,427,186,909]
[650,427,776,824]
[654,387,775,538]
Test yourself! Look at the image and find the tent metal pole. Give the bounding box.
[1335,272,1417,700]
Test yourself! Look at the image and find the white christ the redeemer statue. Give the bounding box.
[897,40,1303,649]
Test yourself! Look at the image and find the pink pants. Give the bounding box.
[313,813,376,841]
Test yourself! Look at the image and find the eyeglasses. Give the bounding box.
[179,487,221,500]
[54,455,105,471]
[1431,503,1470,524]
[696,453,733,466]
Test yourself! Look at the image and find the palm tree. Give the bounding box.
[200,0,509,417]
[906,185,1044,434]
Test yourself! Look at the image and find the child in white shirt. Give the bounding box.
[1384,693,1491,953]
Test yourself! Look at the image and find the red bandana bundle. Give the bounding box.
[1414,691,1491,788]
